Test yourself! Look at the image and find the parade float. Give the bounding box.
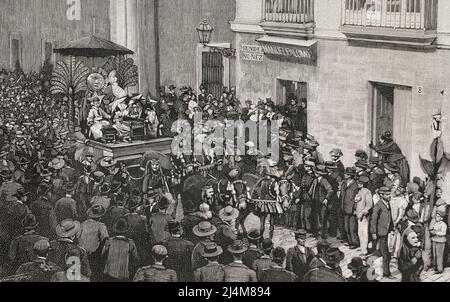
[50,35,173,163]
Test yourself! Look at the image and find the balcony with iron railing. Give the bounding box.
[340,0,438,48]
[260,0,316,39]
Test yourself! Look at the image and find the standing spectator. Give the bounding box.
[215,206,239,265]
[194,242,225,282]
[223,240,257,282]
[15,239,61,282]
[260,247,297,282]
[355,175,373,256]
[163,221,194,282]
[102,218,139,281]
[51,249,91,282]
[302,248,347,282]
[78,205,109,281]
[191,221,217,271]
[399,228,424,282]
[148,196,172,244]
[30,182,58,240]
[48,219,91,278]
[54,182,79,223]
[370,187,395,279]
[9,213,48,273]
[252,238,274,281]
[347,257,371,282]
[430,209,447,274]
[286,229,315,281]
[133,245,177,282]
[390,186,409,260]
[309,165,333,239]
[242,230,263,269]
[181,200,202,245]
[341,167,359,249]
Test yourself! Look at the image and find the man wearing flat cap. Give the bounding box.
[286,229,315,281]
[133,245,177,282]
[194,242,226,282]
[224,240,257,282]
[163,221,195,282]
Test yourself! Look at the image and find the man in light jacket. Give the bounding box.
[354,175,373,256]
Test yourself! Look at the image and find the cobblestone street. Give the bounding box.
[268,224,450,282]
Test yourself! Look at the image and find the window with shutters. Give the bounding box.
[202,52,224,100]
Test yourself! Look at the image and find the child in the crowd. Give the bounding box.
[430,210,448,274]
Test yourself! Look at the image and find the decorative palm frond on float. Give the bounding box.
[102,55,138,89]
[50,56,90,133]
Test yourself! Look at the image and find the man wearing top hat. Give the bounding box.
[223,240,257,282]
[324,161,342,238]
[303,247,347,282]
[49,218,91,279]
[133,245,177,282]
[309,164,334,239]
[194,242,226,282]
[355,175,373,256]
[298,160,315,231]
[163,221,195,282]
[286,229,315,281]
[191,221,217,271]
[9,213,48,273]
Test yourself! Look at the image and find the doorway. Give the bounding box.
[277,79,308,134]
[202,52,224,100]
[370,82,412,160]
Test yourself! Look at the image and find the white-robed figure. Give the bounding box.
[87,94,111,140]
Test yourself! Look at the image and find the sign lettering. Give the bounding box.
[258,41,317,64]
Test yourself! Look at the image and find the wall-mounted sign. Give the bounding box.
[256,37,317,65]
[240,41,264,62]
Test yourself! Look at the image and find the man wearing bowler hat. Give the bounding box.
[194,242,226,282]
[310,164,333,239]
[260,247,297,282]
[286,229,315,281]
[181,200,202,245]
[163,221,195,282]
[148,196,172,245]
[8,213,48,273]
[355,175,373,256]
[243,229,264,269]
[252,238,274,281]
[224,240,257,282]
[370,186,394,279]
[303,247,347,282]
[330,149,345,178]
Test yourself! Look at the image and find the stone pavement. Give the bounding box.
[267,224,450,282]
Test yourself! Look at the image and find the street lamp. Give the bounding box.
[196,19,214,46]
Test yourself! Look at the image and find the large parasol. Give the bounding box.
[140,151,173,172]
[54,35,134,58]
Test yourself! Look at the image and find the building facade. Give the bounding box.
[110,0,236,97]
[0,0,111,72]
[232,0,450,178]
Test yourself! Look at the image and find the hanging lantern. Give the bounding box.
[196,19,214,46]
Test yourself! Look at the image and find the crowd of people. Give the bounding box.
[0,66,448,283]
